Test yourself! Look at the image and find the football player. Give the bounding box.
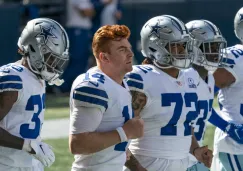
[124,15,211,171]
[185,19,227,171]
[0,18,69,171]
[69,25,144,171]
[212,7,243,171]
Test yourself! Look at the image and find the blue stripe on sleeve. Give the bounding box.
[75,86,108,99]
[227,154,235,171]
[0,83,22,90]
[222,58,235,68]
[126,80,143,90]
[126,73,143,81]
[234,155,242,171]
[73,93,108,110]
[208,108,228,131]
[0,75,22,83]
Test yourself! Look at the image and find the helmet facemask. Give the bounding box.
[149,35,194,69]
[26,43,69,86]
[193,38,227,71]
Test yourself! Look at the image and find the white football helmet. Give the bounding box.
[140,15,194,69]
[186,20,227,71]
[18,18,69,86]
[234,7,243,42]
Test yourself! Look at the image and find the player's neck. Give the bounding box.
[97,65,124,85]
[193,64,208,81]
[20,57,30,70]
[161,67,179,79]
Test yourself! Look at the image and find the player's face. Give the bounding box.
[107,38,134,74]
[166,42,187,58]
[43,52,67,73]
[201,42,221,63]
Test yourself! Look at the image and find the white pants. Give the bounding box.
[0,159,44,171]
[123,155,190,171]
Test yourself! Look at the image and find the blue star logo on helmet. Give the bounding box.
[149,23,162,37]
[36,25,57,44]
[240,14,243,21]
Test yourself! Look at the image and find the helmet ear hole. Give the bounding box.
[149,47,157,52]
[29,45,36,52]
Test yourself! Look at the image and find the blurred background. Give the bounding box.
[0,0,242,170]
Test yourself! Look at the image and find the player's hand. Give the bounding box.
[193,146,213,168]
[226,123,243,144]
[122,117,144,139]
[23,140,55,167]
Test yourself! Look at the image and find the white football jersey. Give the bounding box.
[125,65,199,159]
[214,44,243,155]
[70,67,133,171]
[0,63,45,167]
[185,69,215,145]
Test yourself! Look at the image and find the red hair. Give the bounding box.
[92,25,131,58]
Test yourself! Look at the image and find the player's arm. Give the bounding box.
[190,128,200,155]
[73,0,95,17]
[124,90,147,170]
[213,68,235,88]
[208,108,229,131]
[190,129,213,168]
[0,91,25,150]
[208,108,243,144]
[130,90,147,117]
[69,106,121,154]
[69,85,144,155]
[125,149,147,171]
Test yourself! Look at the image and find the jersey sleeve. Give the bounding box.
[0,70,23,93]
[222,45,243,84]
[72,81,109,114]
[125,68,146,94]
[70,106,103,134]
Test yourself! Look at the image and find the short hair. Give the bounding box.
[92,25,131,58]
[142,57,153,65]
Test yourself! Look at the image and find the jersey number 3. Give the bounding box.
[20,94,45,139]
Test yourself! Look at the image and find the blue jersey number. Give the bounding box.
[136,66,153,74]
[114,105,133,151]
[20,94,45,139]
[160,93,198,136]
[84,73,105,87]
[194,99,213,140]
[230,49,243,58]
[0,64,23,73]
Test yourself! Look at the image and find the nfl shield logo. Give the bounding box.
[176,81,182,86]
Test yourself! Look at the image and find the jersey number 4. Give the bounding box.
[160,93,198,136]
[20,94,45,139]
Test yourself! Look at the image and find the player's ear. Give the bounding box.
[98,52,109,63]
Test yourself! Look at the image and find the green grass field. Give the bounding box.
[44,95,218,170]
[45,138,73,171]
[45,95,69,120]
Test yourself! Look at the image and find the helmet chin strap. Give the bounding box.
[153,60,173,69]
[40,69,65,86]
[47,77,64,86]
[26,57,42,75]
[26,57,64,86]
